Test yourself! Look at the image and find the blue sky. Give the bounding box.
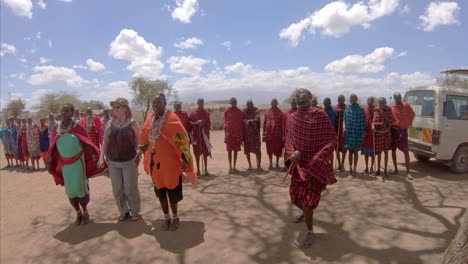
[1,0,466,109]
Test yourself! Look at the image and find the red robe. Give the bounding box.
[263,107,284,157]
[46,122,104,186]
[175,111,191,135]
[20,125,30,160]
[391,102,415,129]
[372,106,393,152]
[224,107,244,151]
[82,115,102,148]
[189,108,211,156]
[283,109,296,137]
[243,107,261,154]
[334,103,347,152]
[362,106,375,150]
[285,107,337,209]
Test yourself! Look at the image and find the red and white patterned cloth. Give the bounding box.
[285,107,337,209]
[189,108,211,156]
[224,107,244,151]
[334,103,347,152]
[263,107,284,157]
[243,107,261,154]
[372,106,393,152]
[362,106,375,150]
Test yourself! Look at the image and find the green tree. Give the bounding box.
[130,77,174,121]
[33,91,82,116]
[81,100,105,110]
[2,99,26,119]
[437,75,468,89]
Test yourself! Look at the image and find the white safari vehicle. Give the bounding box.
[405,68,468,174]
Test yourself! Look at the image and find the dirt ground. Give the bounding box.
[1,131,467,264]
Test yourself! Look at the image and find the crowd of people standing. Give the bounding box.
[0,89,416,248]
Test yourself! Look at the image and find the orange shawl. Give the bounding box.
[391,102,415,129]
[140,110,197,189]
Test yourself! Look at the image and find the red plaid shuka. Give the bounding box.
[372,106,393,152]
[243,107,261,154]
[362,106,375,149]
[334,103,347,152]
[175,111,191,134]
[391,102,415,129]
[82,115,102,148]
[283,109,296,137]
[189,108,211,156]
[263,107,284,157]
[285,107,337,209]
[20,125,30,160]
[224,107,244,151]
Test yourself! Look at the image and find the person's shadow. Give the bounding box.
[53,218,152,245]
[147,220,206,254]
[53,218,206,254]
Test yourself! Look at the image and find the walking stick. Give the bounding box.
[337,113,342,177]
[282,161,296,183]
[199,124,205,176]
[372,129,376,177]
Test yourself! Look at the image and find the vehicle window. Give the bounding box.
[446,95,468,120]
[404,90,435,117]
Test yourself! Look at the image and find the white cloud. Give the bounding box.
[86,81,132,104]
[279,0,399,46]
[39,56,51,64]
[420,2,460,32]
[224,62,254,76]
[37,0,45,9]
[26,48,37,54]
[171,0,198,23]
[400,72,435,88]
[168,56,208,75]
[245,40,252,46]
[48,40,52,48]
[222,41,232,51]
[399,4,410,15]
[109,29,164,78]
[36,31,41,39]
[1,43,16,56]
[58,0,71,2]
[24,37,31,41]
[172,63,434,103]
[2,0,33,18]
[325,47,396,73]
[10,72,26,80]
[72,64,87,69]
[397,51,407,57]
[19,58,28,63]
[174,37,204,50]
[86,58,106,72]
[28,65,88,87]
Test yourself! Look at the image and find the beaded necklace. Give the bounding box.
[149,111,166,142]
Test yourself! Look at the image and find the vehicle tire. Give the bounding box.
[449,146,468,174]
[414,153,430,162]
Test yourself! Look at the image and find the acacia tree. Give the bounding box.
[437,75,468,89]
[2,99,26,119]
[130,77,174,121]
[33,91,104,117]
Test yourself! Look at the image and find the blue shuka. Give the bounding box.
[344,104,366,151]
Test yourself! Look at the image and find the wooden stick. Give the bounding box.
[372,129,376,176]
[199,125,205,175]
[282,161,296,183]
[337,113,342,177]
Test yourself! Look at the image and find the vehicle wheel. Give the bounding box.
[414,153,430,162]
[449,146,468,174]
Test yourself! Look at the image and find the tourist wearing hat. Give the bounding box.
[98,97,141,222]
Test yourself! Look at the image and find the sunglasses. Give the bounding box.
[113,105,122,109]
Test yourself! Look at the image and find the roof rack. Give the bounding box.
[440,68,468,76]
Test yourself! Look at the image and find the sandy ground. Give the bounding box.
[1,131,467,264]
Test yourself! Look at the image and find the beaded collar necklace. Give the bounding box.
[149,111,166,141]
